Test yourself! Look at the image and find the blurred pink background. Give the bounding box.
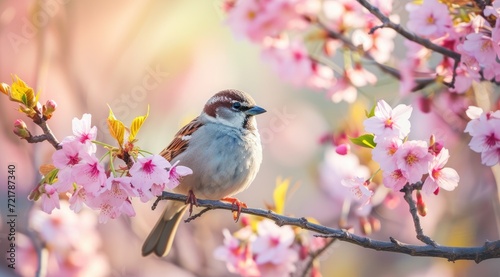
[0,0,499,276]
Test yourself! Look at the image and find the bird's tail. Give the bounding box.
[142,201,187,257]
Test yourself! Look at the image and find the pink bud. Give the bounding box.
[418,96,432,114]
[14,119,27,129]
[13,119,30,139]
[46,99,57,112]
[335,143,350,155]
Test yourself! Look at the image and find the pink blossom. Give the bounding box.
[323,0,366,31]
[485,1,500,17]
[261,38,314,87]
[61,113,97,153]
[214,227,260,276]
[69,186,89,212]
[406,0,452,38]
[52,141,90,193]
[72,154,107,194]
[423,149,459,194]
[226,0,307,43]
[481,146,500,166]
[371,137,401,171]
[27,202,110,276]
[468,119,500,154]
[395,140,432,183]
[319,149,370,201]
[363,100,413,142]
[346,64,377,87]
[382,168,408,191]
[364,20,397,63]
[462,32,500,67]
[327,76,357,103]
[40,185,60,214]
[252,219,298,276]
[341,177,373,205]
[129,155,171,192]
[167,160,193,189]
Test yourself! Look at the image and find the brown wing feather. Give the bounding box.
[159,117,202,161]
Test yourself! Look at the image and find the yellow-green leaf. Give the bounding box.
[129,105,149,142]
[107,105,125,147]
[350,134,376,149]
[11,75,38,108]
[273,177,290,215]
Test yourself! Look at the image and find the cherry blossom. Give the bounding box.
[363,100,413,142]
[214,227,260,276]
[327,75,357,103]
[371,137,401,171]
[52,141,90,193]
[61,113,97,153]
[72,154,107,194]
[341,177,373,205]
[406,0,452,38]
[395,140,432,184]
[464,106,500,166]
[129,154,171,192]
[382,168,408,191]
[422,149,459,195]
[40,184,60,214]
[167,160,193,189]
[252,219,298,276]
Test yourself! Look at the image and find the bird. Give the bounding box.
[142,89,266,257]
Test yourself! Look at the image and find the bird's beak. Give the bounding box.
[245,105,266,116]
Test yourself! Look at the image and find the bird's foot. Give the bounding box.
[186,190,198,217]
[221,197,247,222]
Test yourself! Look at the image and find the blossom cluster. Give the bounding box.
[464,106,500,166]
[214,218,326,277]
[364,100,459,195]
[403,0,500,94]
[35,114,192,223]
[15,203,110,277]
[224,0,396,103]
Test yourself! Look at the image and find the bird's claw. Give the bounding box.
[222,197,247,222]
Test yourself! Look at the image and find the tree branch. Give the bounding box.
[315,20,438,91]
[401,183,437,246]
[24,113,61,150]
[354,0,461,88]
[154,191,500,263]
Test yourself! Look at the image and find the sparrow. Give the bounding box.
[142,89,266,257]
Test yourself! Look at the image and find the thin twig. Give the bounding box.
[301,238,336,277]
[24,113,61,150]
[156,191,500,263]
[401,183,438,246]
[316,20,440,91]
[354,0,461,88]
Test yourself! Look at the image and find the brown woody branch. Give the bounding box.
[24,113,61,150]
[354,0,461,88]
[155,191,500,263]
[401,183,437,246]
[315,20,437,91]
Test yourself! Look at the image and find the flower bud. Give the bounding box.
[335,143,350,155]
[13,119,31,139]
[418,96,432,113]
[43,99,57,119]
[46,99,57,112]
[369,216,381,232]
[359,217,372,235]
[0,83,10,95]
[416,190,427,217]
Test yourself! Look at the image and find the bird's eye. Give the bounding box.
[231,102,242,111]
